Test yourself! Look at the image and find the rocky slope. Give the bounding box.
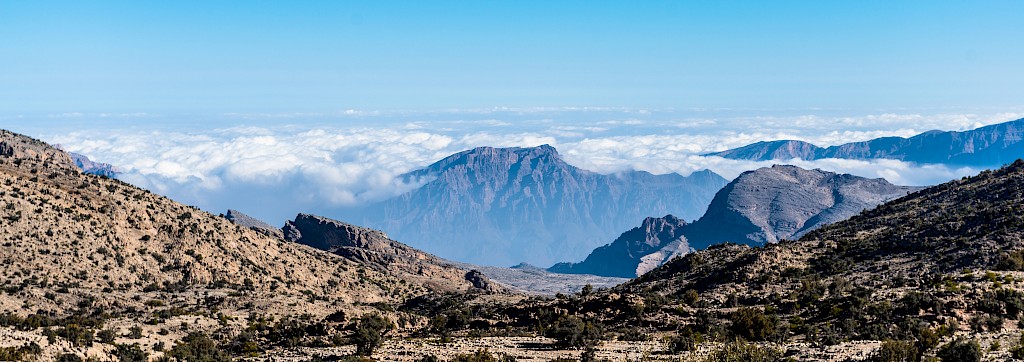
[455,159,1024,361]
[0,129,468,360]
[707,117,1024,166]
[551,165,918,278]
[345,145,728,267]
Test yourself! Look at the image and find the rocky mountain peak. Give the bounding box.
[686,165,920,249]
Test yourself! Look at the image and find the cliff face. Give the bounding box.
[706,118,1024,166]
[347,145,728,267]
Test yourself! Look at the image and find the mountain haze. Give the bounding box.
[345,145,728,266]
[707,117,1024,166]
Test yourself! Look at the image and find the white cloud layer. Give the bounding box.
[40,111,1022,225]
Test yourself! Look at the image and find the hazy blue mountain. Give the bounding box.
[706,118,1024,166]
[552,165,919,277]
[64,150,120,178]
[342,145,728,267]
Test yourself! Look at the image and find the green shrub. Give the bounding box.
[704,340,783,362]
[115,343,148,362]
[546,315,604,349]
[353,313,394,356]
[729,308,777,341]
[937,338,982,362]
[668,327,704,353]
[870,340,918,362]
[168,332,232,362]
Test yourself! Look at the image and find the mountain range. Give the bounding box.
[342,145,729,267]
[707,117,1024,166]
[550,165,919,277]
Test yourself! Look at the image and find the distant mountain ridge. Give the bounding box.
[706,118,1024,166]
[551,165,919,277]
[343,145,729,267]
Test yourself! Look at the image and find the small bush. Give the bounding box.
[729,308,777,342]
[937,338,982,362]
[705,340,783,362]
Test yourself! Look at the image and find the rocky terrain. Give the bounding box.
[707,117,1024,167]
[342,145,728,267]
[448,158,1024,361]
[551,165,918,278]
[0,129,489,360]
[5,126,1024,362]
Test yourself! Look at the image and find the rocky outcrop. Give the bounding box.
[226,209,284,239]
[284,213,500,292]
[344,145,728,267]
[706,118,1024,166]
[464,270,495,292]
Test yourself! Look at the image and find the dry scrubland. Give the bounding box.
[4,129,1024,362]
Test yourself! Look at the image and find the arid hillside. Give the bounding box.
[0,130,483,360]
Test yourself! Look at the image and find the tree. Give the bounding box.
[353,313,394,356]
[729,308,777,341]
[546,315,604,349]
[167,332,231,362]
[937,338,982,362]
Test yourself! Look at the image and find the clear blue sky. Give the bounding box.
[2,1,1022,113]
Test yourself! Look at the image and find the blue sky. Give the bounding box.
[2,1,1022,113]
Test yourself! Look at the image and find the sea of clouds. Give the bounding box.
[18,109,1022,225]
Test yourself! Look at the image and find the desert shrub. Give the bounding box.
[870,340,918,362]
[729,307,777,341]
[416,356,442,362]
[114,343,148,362]
[452,349,497,362]
[97,328,118,343]
[546,315,604,349]
[668,327,704,353]
[615,326,651,342]
[704,340,783,362]
[167,332,231,362]
[937,338,982,362]
[353,313,394,356]
[0,343,41,360]
[997,250,1024,271]
[56,354,83,362]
